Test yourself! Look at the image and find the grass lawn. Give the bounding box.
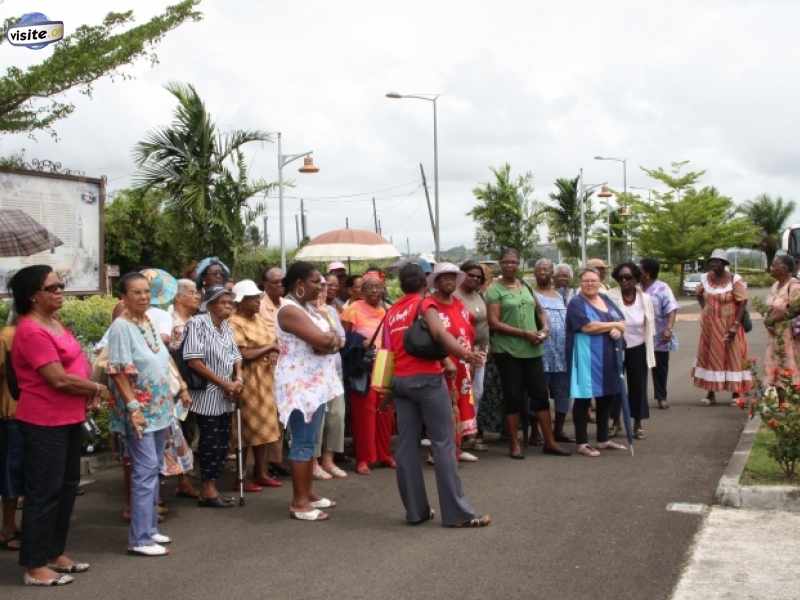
[741,426,800,485]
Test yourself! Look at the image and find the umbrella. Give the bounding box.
[0,209,63,257]
[140,268,178,306]
[612,336,635,455]
[295,229,401,262]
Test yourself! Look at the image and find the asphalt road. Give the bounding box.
[1,304,765,600]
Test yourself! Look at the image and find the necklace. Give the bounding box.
[131,315,161,353]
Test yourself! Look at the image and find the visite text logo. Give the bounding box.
[6,12,63,50]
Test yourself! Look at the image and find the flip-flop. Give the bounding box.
[289,508,329,521]
[309,497,336,509]
[451,514,492,528]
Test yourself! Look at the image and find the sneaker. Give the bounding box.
[151,533,171,544]
[420,438,432,447]
[458,451,479,462]
[128,543,168,557]
[313,464,333,480]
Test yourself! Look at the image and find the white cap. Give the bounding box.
[427,261,466,289]
[327,261,347,273]
[232,279,262,303]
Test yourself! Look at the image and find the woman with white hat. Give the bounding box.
[692,249,753,404]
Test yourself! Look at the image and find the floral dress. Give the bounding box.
[107,317,173,436]
[274,298,344,426]
[764,277,800,387]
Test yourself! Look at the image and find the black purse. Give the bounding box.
[173,321,207,391]
[344,314,386,394]
[403,299,448,360]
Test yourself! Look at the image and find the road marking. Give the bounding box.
[666,502,707,514]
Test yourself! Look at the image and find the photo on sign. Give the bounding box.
[0,168,104,294]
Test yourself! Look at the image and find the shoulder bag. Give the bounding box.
[172,320,207,391]
[403,299,448,361]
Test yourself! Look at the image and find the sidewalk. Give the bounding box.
[670,508,800,600]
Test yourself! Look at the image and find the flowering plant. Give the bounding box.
[746,296,800,479]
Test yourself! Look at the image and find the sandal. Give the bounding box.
[48,562,90,574]
[289,508,329,521]
[323,465,348,479]
[313,464,333,480]
[452,514,492,528]
[24,573,74,586]
[309,497,336,509]
[197,496,234,508]
[577,444,600,457]
[0,532,21,551]
[597,440,628,451]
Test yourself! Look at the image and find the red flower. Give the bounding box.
[767,418,780,430]
[134,389,152,405]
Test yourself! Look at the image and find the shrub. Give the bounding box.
[59,295,119,346]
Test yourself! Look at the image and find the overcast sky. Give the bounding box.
[2,0,799,255]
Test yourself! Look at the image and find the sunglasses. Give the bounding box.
[42,283,66,293]
[618,274,635,281]
[466,272,485,282]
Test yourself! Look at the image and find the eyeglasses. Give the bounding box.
[41,283,66,293]
[580,280,600,285]
[466,272,485,282]
[618,274,635,281]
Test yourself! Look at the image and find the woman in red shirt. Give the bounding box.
[382,262,490,528]
[9,265,109,586]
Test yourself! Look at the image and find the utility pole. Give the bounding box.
[378,218,382,236]
[262,216,269,247]
[419,163,437,256]
[372,197,379,233]
[345,217,349,229]
[406,237,410,256]
[294,214,300,246]
[300,198,307,240]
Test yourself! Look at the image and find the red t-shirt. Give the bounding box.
[13,316,90,427]
[383,293,443,377]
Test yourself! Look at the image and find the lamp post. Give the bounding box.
[595,156,628,259]
[386,92,441,260]
[597,185,614,267]
[578,175,608,265]
[276,131,319,271]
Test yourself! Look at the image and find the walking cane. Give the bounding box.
[235,403,245,506]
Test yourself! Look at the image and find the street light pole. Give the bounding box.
[579,178,608,266]
[595,155,628,258]
[275,132,318,271]
[386,92,441,260]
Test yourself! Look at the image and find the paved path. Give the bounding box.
[0,315,767,599]
[671,508,800,600]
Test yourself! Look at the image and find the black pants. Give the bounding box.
[493,353,549,415]
[573,395,613,445]
[653,351,670,402]
[19,422,82,569]
[625,344,650,421]
[195,413,231,482]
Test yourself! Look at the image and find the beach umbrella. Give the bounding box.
[612,337,635,455]
[0,209,62,256]
[295,229,401,262]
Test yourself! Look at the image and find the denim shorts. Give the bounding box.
[0,419,25,498]
[287,405,325,462]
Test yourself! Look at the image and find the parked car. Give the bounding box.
[683,272,702,296]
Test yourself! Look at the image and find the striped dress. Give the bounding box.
[183,313,243,416]
[691,273,753,393]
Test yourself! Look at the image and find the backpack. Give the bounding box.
[171,320,207,391]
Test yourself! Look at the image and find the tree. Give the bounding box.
[741,194,797,268]
[133,82,274,267]
[104,187,193,274]
[634,162,760,293]
[545,176,596,260]
[0,1,201,137]
[469,164,539,261]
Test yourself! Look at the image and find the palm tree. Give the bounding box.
[133,82,273,265]
[545,176,595,260]
[742,194,797,268]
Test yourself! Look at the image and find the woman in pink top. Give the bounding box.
[9,266,109,587]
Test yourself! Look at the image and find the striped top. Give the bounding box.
[184,313,242,416]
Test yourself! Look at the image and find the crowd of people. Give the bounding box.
[2,246,795,586]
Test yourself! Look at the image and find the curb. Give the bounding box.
[714,414,800,510]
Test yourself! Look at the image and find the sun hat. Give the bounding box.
[140,268,177,307]
[195,257,230,287]
[708,248,730,265]
[231,279,262,303]
[586,258,608,269]
[200,284,233,312]
[415,257,433,275]
[327,261,347,273]
[427,262,466,289]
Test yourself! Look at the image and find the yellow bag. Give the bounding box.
[371,349,395,390]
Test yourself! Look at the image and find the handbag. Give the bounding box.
[345,314,387,394]
[172,321,207,391]
[371,348,395,389]
[741,308,752,334]
[403,299,448,360]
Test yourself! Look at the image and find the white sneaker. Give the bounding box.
[151,533,171,544]
[128,543,168,557]
[313,464,333,480]
[420,438,432,447]
[459,451,479,462]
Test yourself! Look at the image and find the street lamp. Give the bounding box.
[577,168,607,265]
[386,91,441,260]
[597,184,614,267]
[276,131,319,271]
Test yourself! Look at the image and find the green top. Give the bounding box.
[485,280,543,359]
